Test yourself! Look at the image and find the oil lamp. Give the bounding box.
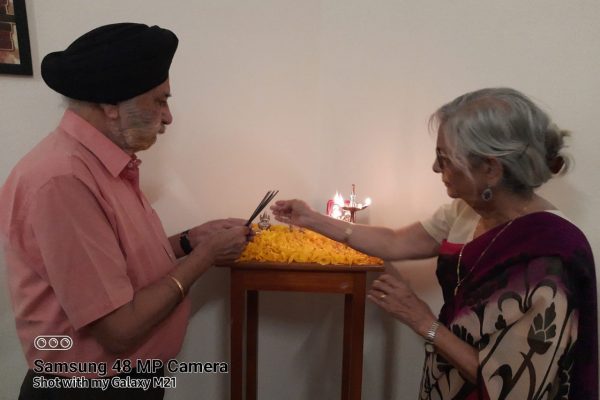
[327,184,371,223]
[341,184,371,223]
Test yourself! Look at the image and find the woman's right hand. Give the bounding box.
[270,199,315,228]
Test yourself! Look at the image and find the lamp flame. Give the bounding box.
[334,192,345,207]
[331,207,342,219]
[328,187,371,223]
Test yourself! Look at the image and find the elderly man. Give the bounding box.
[0,23,249,399]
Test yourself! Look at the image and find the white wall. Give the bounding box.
[1,1,599,399]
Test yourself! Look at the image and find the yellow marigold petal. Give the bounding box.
[238,225,383,266]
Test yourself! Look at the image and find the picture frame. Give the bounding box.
[0,0,32,75]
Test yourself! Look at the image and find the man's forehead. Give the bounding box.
[159,81,171,95]
[150,81,171,97]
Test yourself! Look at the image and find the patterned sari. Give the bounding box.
[419,212,598,400]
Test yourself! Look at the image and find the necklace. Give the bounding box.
[454,219,515,296]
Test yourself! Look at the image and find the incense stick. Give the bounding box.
[245,191,277,226]
[245,190,279,226]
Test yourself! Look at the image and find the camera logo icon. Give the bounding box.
[34,335,73,351]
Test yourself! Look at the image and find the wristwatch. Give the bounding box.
[424,320,440,353]
[179,230,193,255]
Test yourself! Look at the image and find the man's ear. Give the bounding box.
[99,103,120,120]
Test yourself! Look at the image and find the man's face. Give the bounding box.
[116,79,173,153]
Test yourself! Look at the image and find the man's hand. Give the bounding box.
[187,218,247,248]
[187,218,251,263]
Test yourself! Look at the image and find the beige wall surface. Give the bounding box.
[1,1,598,399]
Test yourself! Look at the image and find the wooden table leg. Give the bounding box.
[231,270,244,400]
[246,290,259,400]
[341,273,366,400]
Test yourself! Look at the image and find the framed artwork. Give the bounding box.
[0,0,32,75]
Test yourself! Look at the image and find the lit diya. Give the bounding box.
[327,184,371,223]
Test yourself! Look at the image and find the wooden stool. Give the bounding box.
[222,262,384,400]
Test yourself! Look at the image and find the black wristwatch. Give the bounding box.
[179,230,193,255]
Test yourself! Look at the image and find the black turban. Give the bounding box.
[41,23,178,104]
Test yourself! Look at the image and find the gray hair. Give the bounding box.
[63,96,95,111]
[429,88,570,194]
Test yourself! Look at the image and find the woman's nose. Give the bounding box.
[432,157,441,173]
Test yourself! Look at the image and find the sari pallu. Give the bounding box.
[419,212,597,400]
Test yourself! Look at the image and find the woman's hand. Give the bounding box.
[368,273,437,337]
[270,199,316,228]
[369,272,480,383]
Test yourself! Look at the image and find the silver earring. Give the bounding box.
[481,186,493,201]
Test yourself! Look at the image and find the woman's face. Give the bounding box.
[433,128,485,203]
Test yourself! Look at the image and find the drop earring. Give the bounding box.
[481,185,493,201]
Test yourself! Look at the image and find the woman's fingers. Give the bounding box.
[368,289,388,303]
[369,274,402,312]
[371,278,395,295]
[368,272,435,333]
[371,272,407,299]
[367,292,388,309]
[270,200,292,214]
[270,200,293,223]
[377,272,408,290]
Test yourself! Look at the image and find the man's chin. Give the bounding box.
[144,136,158,150]
[130,136,158,152]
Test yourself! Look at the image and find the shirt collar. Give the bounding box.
[59,109,134,178]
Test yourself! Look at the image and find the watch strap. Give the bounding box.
[179,230,193,255]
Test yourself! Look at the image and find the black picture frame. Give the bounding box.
[0,0,32,75]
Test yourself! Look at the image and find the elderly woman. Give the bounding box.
[271,88,597,399]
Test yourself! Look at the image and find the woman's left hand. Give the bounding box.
[368,273,437,337]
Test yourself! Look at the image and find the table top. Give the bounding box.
[219,261,385,272]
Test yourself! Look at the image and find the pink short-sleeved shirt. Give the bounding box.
[0,110,190,377]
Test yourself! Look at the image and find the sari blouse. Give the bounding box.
[419,201,598,400]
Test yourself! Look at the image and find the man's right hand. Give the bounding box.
[198,225,250,264]
[187,218,247,248]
